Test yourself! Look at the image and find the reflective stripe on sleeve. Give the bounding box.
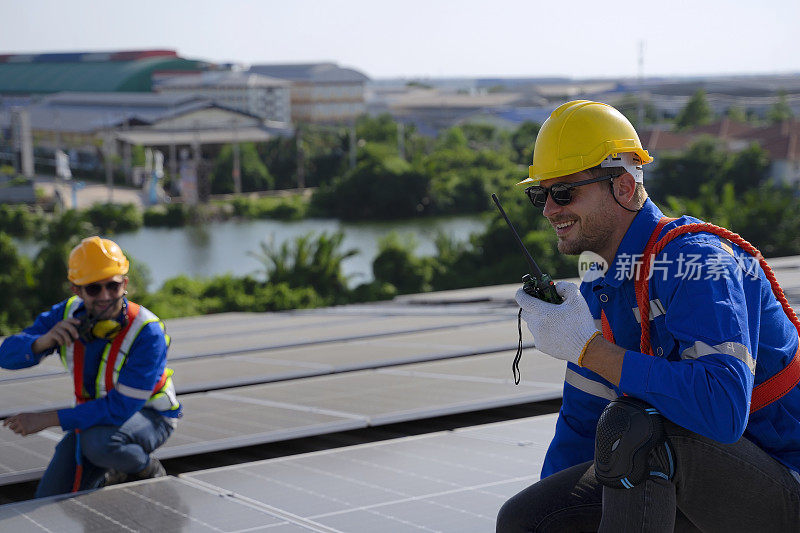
[632,299,666,323]
[681,340,756,375]
[116,382,155,400]
[565,367,618,401]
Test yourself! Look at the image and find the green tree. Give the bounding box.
[767,90,794,123]
[311,148,431,220]
[719,143,771,193]
[371,233,432,294]
[647,137,726,200]
[664,182,800,258]
[510,121,541,165]
[675,89,714,130]
[356,114,398,144]
[260,136,297,189]
[725,106,748,123]
[0,233,37,334]
[34,210,95,307]
[211,142,274,194]
[249,231,357,303]
[84,203,143,234]
[617,94,660,128]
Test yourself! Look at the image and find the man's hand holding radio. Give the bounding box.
[516,281,601,366]
[32,318,81,353]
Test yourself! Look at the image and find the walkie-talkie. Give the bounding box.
[491,194,562,304]
[491,193,563,385]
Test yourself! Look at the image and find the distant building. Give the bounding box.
[0,50,206,95]
[155,71,292,124]
[248,63,369,123]
[0,92,289,182]
[640,118,800,187]
[375,87,533,135]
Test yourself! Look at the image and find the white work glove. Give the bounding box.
[515,281,601,366]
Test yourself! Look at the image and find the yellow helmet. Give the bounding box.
[520,100,653,185]
[68,236,129,285]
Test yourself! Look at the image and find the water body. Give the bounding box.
[89,215,487,291]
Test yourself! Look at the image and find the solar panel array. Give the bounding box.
[0,414,557,532]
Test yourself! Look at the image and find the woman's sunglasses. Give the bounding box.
[525,174,614,208]
[83,280,123,297]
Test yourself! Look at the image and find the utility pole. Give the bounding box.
[295,125,305,189]
[397,120,405,160]
[232,119,241,194]
[103,132,114,204]
[11,108,33,178]
[349,122,356,170]
[637,40,645,127]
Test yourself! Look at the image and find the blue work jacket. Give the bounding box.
[0,298,181,431]
[542,199,800,478]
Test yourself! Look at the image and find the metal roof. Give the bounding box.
[249,62,370,83]
[156,70,291,89]
[0,57,205,94]
[0,93,273,137]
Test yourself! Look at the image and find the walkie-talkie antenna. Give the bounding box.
[491,193,544,279]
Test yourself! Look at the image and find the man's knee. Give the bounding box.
[79,426,126,465]
[496,492,530,533]
[594,397,674,489]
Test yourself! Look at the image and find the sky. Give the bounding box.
[4,0,798,80]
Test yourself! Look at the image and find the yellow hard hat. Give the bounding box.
[519,100,653,185]
[68,236,129,285]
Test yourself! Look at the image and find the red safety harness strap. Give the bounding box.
[72,344,87,404]
[103,302,140,394]
[152,369,169,394]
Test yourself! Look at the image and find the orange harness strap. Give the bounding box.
[102,302,140,394]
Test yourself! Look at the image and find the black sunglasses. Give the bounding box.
[83,280,123,297]
[525,174,614,208]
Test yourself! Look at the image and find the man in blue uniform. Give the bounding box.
[1,236,181,497]
[496,101,800,531]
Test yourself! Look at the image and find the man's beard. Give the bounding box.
[556,210,616,256]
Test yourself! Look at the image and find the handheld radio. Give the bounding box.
[491,193,564,384]
[491,194,562,304]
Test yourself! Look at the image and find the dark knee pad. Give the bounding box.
[594,397,674,489]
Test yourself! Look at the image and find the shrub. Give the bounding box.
[143,203,188,227]
[85,203,143,234]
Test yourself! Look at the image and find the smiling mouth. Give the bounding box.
[552,220,577,236]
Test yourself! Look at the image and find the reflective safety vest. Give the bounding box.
[59,296,179,413]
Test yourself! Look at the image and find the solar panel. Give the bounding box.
[0,476,322,532]
[168,320,533,393]
[0,375,73,418]
[0,355,65,383]
[0,428,62,485]
[193,353,563,429]
[156,393,367,459]
[180,414,558,532]
[168,314,509,359]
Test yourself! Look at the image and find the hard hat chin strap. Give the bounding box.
[608,180,641,213]
[77,297,128,343]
